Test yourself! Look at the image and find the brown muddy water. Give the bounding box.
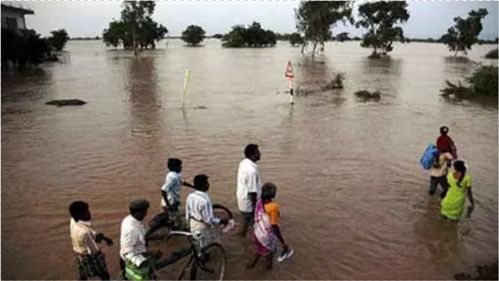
[2,39,498,280]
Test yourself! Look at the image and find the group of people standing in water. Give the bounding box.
[429,126,475,221]
[68,143,292,280]
[67,127,476,280]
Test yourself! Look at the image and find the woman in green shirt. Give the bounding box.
[441,160,475,221]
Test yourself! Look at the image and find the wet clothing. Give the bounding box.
[441,173,472,220]
[70,219,100,255]
[429,152,452,198]
[252,199,278,256]
[70,219,109,279]
[436,135,458,159]
[161,171,183,208]
[430,152,453,177]
[74,251,109,280]
[430,175,448,198]
[264,202,280,225]
[120,215,147,267]
[237,158,262,212]
[186,190,220,227]
[186,190,221,248]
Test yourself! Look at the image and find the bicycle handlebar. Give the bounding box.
[168,230,194,237]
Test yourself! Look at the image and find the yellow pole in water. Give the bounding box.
[182,70,191,108]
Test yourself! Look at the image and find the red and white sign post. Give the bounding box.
[285,60,295,105]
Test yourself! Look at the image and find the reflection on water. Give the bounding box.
[1,40,497,280]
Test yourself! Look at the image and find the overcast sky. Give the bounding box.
[13,1,499,39]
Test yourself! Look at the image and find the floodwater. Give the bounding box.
[2,39,497,280]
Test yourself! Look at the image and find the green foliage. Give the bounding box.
[295,1,352,57]
[441,65,498,98]
[222,22,277,48]
[181,25,206,46]
[103,20,126,48]
[289,33,304,46]
[468,65,498,96]
[485,48,498,59]
[102,1,168,51]
[1,28,53,68]
[356,1,410,57]
[440,9,488,56]
[211,33,223,39]
[48,29,70,52]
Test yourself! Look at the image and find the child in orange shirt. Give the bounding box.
[246,182,293,270]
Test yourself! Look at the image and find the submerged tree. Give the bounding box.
[355,1,410,58]
[222,22,277,48]
[440,9,488,57]
[181,25,206,46]
[2,28,52,68]
[48,29,69,52]
[102,1,168,54]
[289,32,304,47]
[295,1,352,59]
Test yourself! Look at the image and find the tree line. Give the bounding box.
[2,0,494,69]
[101,1,493,60]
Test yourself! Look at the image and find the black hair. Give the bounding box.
[168,158,182,171]
[244,144,259,158]
[453,160,467,187]
[261,182,277,203]
[440,126,449,135]
[129,201,150,216]
[69,200,89,222]
[193,174,209,191]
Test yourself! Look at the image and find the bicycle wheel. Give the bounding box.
[190,243,226,280]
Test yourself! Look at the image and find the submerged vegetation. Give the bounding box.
[441,65,498,99]
[484,48,498,59]
[355,90,382,102]
[102,1,168,54]
[181,25,206,46]
[295,1,353,59]
[356,1,410,58]
[222,22,277,48]
[440,9,489,57]
[1,28,70,69]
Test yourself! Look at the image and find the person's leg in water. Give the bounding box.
[119,258,128,280]
[238,211,254,237]
[437,175,449,198]
[145,211,172,243]
[429,176,438,195]
[97,271,110,280]
[264,254,274,270]
[77,272,88,281]
[245,252,261,269]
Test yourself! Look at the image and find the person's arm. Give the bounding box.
[247,170,259,211]
[444,153,454,161]
[83,232,100,255]
[182,181,194,188]
[467,187,475,217]
[161,191,170,208]
[272,225,289,251]
[95,233,113,246]
[201,198,228,226]
[249,192,257,212]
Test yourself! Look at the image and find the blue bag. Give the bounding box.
[420,144,438,170]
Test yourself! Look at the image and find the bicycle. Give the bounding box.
[119,205,232,280]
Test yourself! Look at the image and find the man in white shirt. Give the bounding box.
[119,199,161,279]
[236,144,262,237]
[186,174,228,234]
